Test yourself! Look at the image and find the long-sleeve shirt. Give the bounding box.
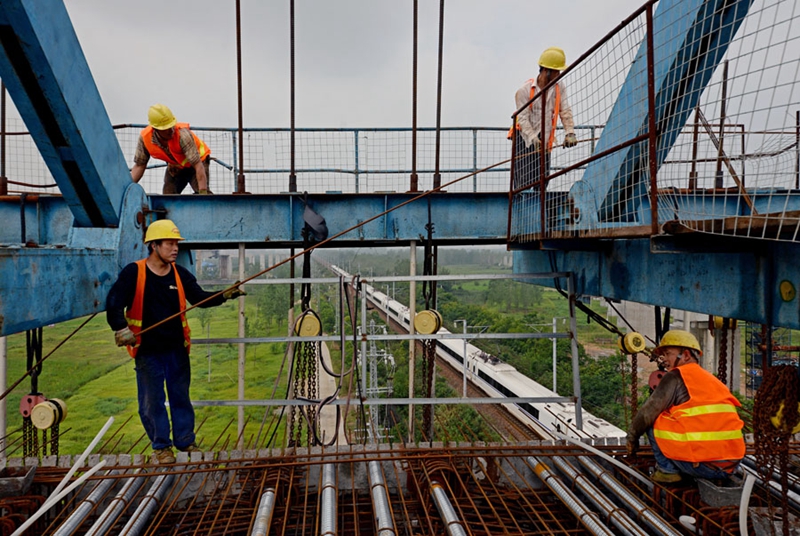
[515,79,575,149]
[627,368,690,443]
[106,262,225,352]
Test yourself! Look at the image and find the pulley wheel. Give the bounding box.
[414,310,442,335]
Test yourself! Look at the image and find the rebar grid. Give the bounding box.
[11,440,799,536]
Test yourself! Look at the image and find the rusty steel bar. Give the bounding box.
[432,0,445,190]
[646,2,659,236]
[235,0,246,194]
[410,0,418,192]
[289,0,297,193]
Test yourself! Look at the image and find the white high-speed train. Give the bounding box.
[330,264,626,440]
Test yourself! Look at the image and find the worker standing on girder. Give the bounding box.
[105,220,245,464]
[130,104,213,194]
[510,47,577,190]
[626,330,745,483]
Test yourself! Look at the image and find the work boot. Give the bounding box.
[651,469,682,483]
[153,447,176,464]
[178,442,202,454]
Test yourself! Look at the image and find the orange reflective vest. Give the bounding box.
[507,80,561,151]
[653,363,745,463]
[124,259,191,358]
[141,123,210,168]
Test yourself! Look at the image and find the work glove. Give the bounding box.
[563,133,578,148]
[223,281,247,300]
[114,327,137,347]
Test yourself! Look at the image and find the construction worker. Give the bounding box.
[510,47,577,191]
[130,104,212,194]
[626,330,745,483]
[105,220,245,463]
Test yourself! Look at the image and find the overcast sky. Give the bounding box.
[61,0,646,129]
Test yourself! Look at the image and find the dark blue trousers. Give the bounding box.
[135,347,195,450]
[647,428,738,480]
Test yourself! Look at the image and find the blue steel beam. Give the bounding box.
[514,238,800,329]
[0,191,508,336]
[0,0,129,227]
[570,0,753,227]
[148,192,510,247]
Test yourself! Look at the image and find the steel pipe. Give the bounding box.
[551,457,648,536]
[368,461,396,536]
[527,456,614,536]
[53,470,121,536]
[430,481,467,536]
[320,463,337,536]
[118,473,175,535]
[85,470,146,536]
[577,456,680,536]
[250,488,276,536]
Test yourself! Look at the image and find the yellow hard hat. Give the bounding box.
[147,103,177,130]
[654,329,703,356]
[145,219,184,243]
[538,47,567,71]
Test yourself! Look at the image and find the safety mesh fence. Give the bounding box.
[0,118,511,195]
[511,0,800,243]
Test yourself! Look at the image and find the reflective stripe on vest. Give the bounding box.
[141,123,210,168]
[653,363,745,463]
[124,259,191,358]
[507,80,561,151]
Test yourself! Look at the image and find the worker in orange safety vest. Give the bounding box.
[510,47,577,191]
[626,330,745,483]
[130,104,212,194]
[106,220,245,464]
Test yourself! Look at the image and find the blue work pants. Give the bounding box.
[646,429,738,480]
[135,347,195,450]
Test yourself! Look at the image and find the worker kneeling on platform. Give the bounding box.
[105,220,245,464]
[626,330,745,483]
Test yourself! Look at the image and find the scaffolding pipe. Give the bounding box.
[527,456,614,536]
[551,457,648,536]
[320,463,337,536]
[250,488,276,536]
[119,473,175,536]
[577,456,680,536]
[85,471,146,536]
[53,471,121,536]
[368,461,396,536]
[430,481,467,536]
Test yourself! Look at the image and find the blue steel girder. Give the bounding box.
[570,0,753,227]
[514,237,800,329]
[148,192,510,248]
[0,0,129,227]
[0,191,507,335]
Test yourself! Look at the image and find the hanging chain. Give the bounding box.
[717,318,729,384]
[753,364,797,535]
[630,353,639,418]
[51,423,59,458]
[422,339,436,440]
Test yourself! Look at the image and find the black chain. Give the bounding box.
[717,318,729,384]
[422,339,436,441]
